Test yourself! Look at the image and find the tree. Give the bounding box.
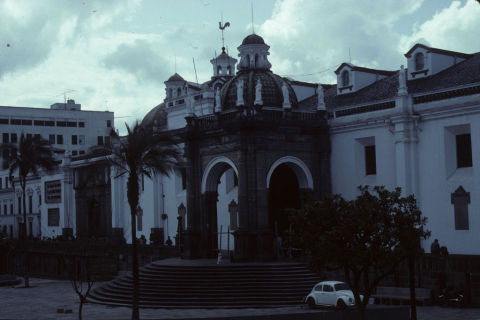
[288,186,430,320]
[0,133,58,288]
[87,121,183,319]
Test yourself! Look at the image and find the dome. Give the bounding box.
[167,73,184,82]
[241,34,265,45]
[141,102,167,129]
[219,70,298,111]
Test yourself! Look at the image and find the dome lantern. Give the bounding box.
[237,34,272,71]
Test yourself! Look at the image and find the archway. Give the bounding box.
[268,164,300,235]
[87,199,100,238]
[266,156,314,239]
[202,156,238,258]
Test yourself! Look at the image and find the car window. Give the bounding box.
[323,285,333,292]
[334,283,350,291]
[314,285,322,291]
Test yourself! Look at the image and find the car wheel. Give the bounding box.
[337,299,347,309]
[456,296,465,308]
[307,298,316,309]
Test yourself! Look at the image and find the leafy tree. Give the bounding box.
[288,186,430,320]
[87,121,183,319]
[0,133,58,288]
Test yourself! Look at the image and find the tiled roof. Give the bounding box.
[325,52,480,111]
[166,73,184,82]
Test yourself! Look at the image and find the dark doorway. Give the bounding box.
[87,199,100,238]
[268,163,300,236]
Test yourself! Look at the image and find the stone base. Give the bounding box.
[254,229,276,262]
[233,229,276,262]
[181,230,202,260]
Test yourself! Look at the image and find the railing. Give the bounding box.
[292,110,317,121]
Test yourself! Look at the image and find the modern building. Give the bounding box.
[0,100,114,240]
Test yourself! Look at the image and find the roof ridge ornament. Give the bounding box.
[317,84,325,111]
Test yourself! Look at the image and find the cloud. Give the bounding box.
[258,0,426,84]
[103,39,170,84]
[399,0,480,53]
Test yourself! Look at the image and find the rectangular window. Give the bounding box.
[79,122,85,128]
[104,136,110,146]
[181,167,187,190]
[0,178,2,190]
[5,204,8,215]
[72,150,78,156]
[49,134,55,144]
[11,133,17,144]
[45,121,55,127]
[56,121,67,127]
[34,134,40,139]
[365,145,377,175]
[10,119,21,125]
[26,134,32,139]
[34,120,45,126]
[72,135,78,145]
[79,135,85,145]
[456,134,472,168]
[18,197,21,214]
[67,121,77,127]
[97,136,103,146]
[0,119,8,124]
[48,208,60,226]
[39,194,42,206]
[2,133,9,143]
[45,180,61,204]
[107,120,111,127]
[57,135,63,144]
[29,196,32,213]
[5,178,8,188]
[79,150,85,155]
[22,120,32,125]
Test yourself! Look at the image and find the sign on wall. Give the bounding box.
[48,208,60,226]
[45,180,61,204]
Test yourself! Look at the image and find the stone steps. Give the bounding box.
[87,260,322,308]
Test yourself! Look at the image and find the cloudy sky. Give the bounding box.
[1,0,479,134]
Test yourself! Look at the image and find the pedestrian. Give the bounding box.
[431,239,440,255]
[165,236,173,246]
[217,252,222,265]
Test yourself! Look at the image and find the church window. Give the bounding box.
[181,167,187,190]
[415,53,424,71]
[255,54,259,68]
[227,66,231,75]
[365,145,376,176]
[169,88,173,98]
[217,66,222,75]
[456,134,472,168]
[177,88,182,97]
[342,71,350,87]
[245,54,250,68]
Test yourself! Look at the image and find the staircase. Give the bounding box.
[87,259,322,309]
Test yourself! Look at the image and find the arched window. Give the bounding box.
[177,88,182,97]
[415,53,424,71]
[255,54,259,68]
[217,66,222,75]
[168,88,173,98]
[245,54,250,68]
[342,71,350,87]
[227,66,231,75]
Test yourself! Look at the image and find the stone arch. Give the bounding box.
[202,156,238,193]
[266,156,313,189]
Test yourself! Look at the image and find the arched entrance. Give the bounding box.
[267,156,314,238]
[268,163,300,235]
[87,198,100,238]
[201,157,238,258]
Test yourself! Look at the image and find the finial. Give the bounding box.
[251,2,255,34]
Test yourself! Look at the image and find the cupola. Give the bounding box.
[237,34,272,71]
[210,47,237,79]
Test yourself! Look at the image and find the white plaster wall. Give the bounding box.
[416,111,480,255]
[431,53,466,75]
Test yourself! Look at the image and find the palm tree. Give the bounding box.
[0,133,58,288]
[88,121,183,319]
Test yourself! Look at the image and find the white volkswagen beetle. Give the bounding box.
[304,281,362,309]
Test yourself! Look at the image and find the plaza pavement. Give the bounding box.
[1,277,480,320]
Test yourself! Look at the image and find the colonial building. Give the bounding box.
[0,101,114,240]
